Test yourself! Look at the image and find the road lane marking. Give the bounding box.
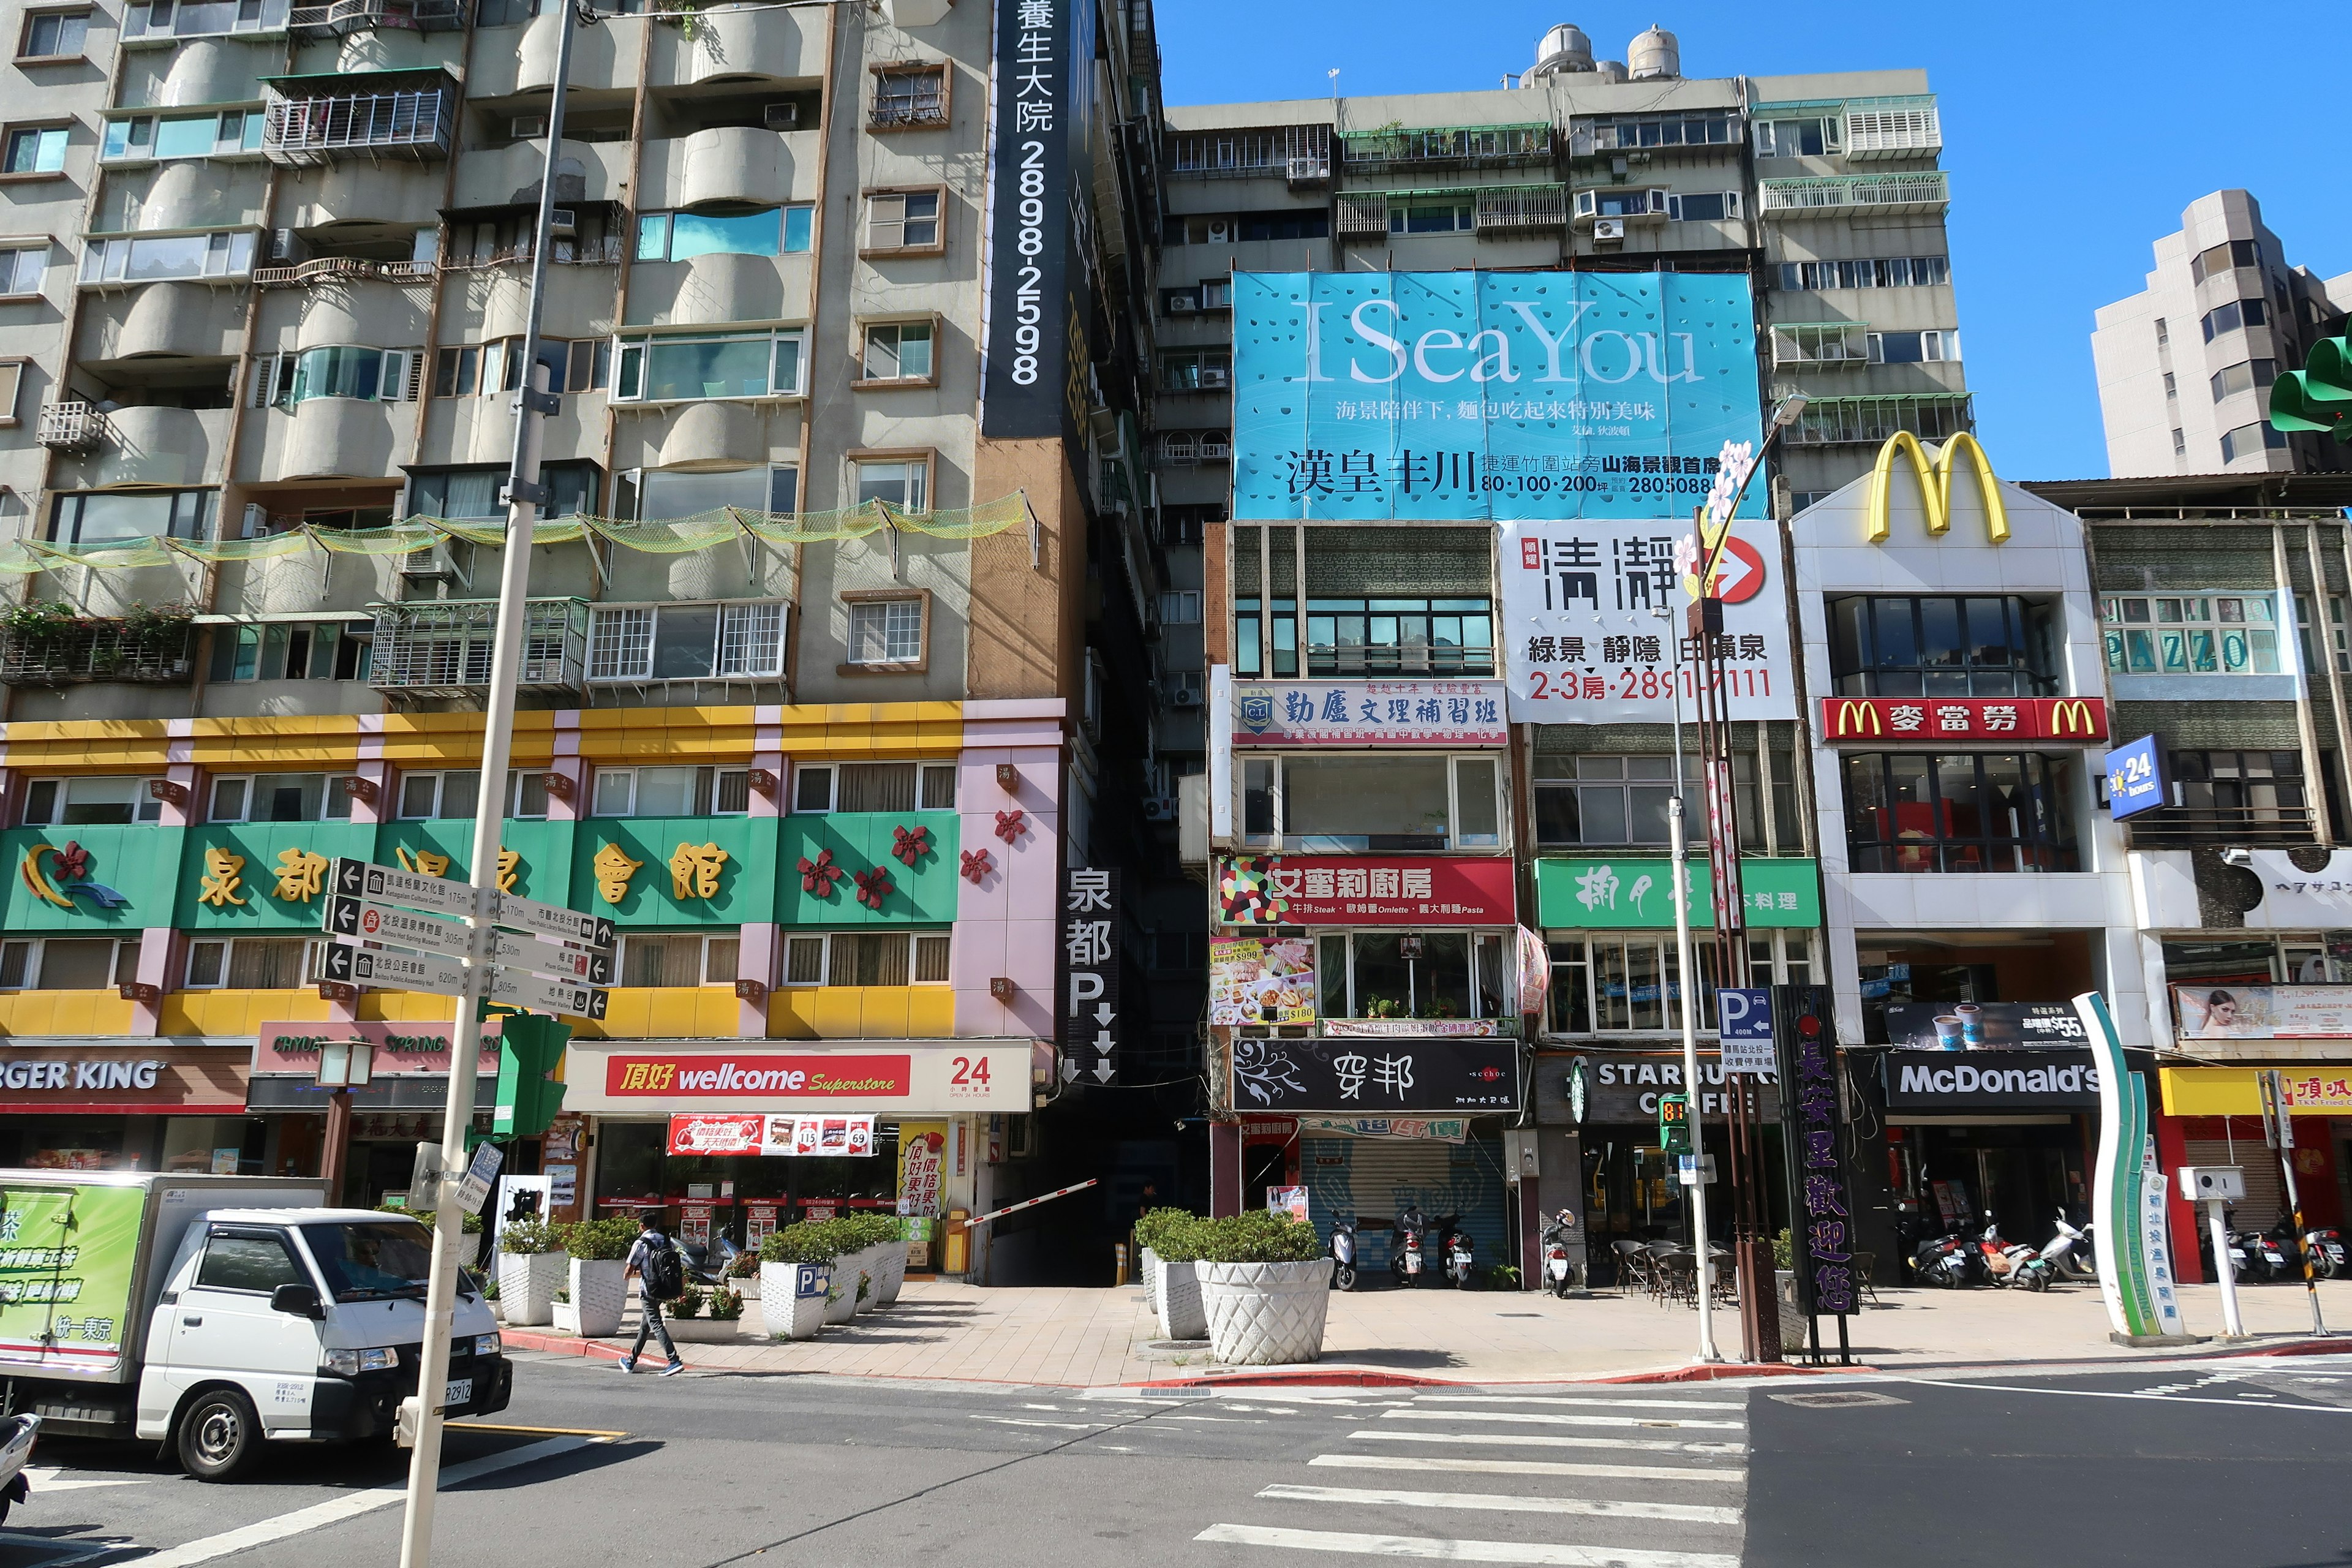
[1349,1430,1746,1457]
[968,1417,1110,1430]
[455,1422,629,1439]
[1309,1454,1742,1485]
[1416,1396,1746,1412]
[23,1469,156,1492]
[1384,1409,1743,1431]
[1258,1483,1740,1525]
[1193,1523,1739,1567]
[1912,1380,2352,1414]
[104,1436,595,1568]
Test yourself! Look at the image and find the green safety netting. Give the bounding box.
[6,494,1030,573]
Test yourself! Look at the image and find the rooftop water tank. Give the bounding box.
[1533,23,1593,75]
[1627,24,1679,80]
[1593,59,1626,84]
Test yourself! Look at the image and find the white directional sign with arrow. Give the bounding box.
[323,895,470,959]
[317,858,612,1020]
[319,941,469,998]
[331,856,476,921]
[489,967,610,1020]
[1060,868,1120,1085]
[493,891,614,951]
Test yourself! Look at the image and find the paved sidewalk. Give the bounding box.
[502,1273,2352,1385]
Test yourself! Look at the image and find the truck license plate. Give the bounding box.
[444,1378,471,1408]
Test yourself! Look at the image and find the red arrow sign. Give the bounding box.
[1707,535,1768,605]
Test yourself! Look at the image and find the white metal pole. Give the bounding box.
[396,6,573,1562]
[1667,622,1718,1363]
[2207,1200,2246,1337]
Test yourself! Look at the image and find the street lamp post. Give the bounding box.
[1664,621,1719,1364]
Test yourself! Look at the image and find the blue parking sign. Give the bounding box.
[1719,987,1774,1075]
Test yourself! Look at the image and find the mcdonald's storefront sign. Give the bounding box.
[1866,430,2010,545]
[1819,696,2108,745]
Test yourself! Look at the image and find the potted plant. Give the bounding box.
[495,1218,567,1327]
[758,1224,836,1340]
[564,1217,637,1338]
[707,1283,745,1322]
[872,1215,911,1306]
[815,1221,861,1324]
[549,1285,576,1334]
[662,1281,747,1343]
[1153,1214,1209,1340]
[842,1214,897,1315]
[1193,1212,1332,1365]
[1134,1207,1191,1315]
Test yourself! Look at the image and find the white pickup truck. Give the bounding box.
[0,1171,509,1480]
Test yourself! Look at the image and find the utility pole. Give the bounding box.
[1664,621,1719,1365]
[396,4,578,1562]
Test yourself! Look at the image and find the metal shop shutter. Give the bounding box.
[1302,1136,1510,1274]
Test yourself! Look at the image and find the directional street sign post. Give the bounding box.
[489,929,613,986]
[323,895,472,959]
[333,856,477,921]
[320,859,613,1021]
[320,941,470,998]
[493,890,614,951]
[489,967,610,1020]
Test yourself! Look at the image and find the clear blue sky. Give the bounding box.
[1155,2,2350,480]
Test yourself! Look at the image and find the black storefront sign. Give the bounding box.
[1232,1036,1520,1114]
[1880,1049,2103,1112]
[1883,1002,2088,1050]
[1060,867,1120,1085]
[1532,1052,1782,1125]
[982,0,1096,442]
[1773,985,1857,1352]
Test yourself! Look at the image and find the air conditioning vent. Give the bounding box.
[547,207,576,236]
[1205,220,1234,244]
[270,227,298,261]
[1169,296,1194,313]
[510,115,547,140]
[1593,217,1626,241]
[1143,797,1178,821]
[1199,366,1229,388]
[1164,676,1203,708]
[763,102,797,130]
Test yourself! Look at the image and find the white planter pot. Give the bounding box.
[497,1251,566,1327]
[1776,1270,1809,1354]
[1199,1259,1333,1366]
[1140,1246,1161,1305]
[823,1255,859,1323]
[759,1262,830,1340]
[1157,1258,1207,1340]
[570,1258,627,1338]
[550,1301,581,1335]
[875,1240,908,1305]
[850,1245,888,1315]
[662,1314,745,1343]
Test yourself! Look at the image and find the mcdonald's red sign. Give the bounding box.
[1817,696,2106,744]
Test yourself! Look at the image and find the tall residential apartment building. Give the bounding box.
[0,0,1193,1279]
[2092,189,2352,478]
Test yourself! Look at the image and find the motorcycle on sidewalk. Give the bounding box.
[1329,1217,1360,1291]
[2038,1209,2097,1282]
[1390,1204,1428,1289]
[1909,1227,1972,1288]
[1975,1215,2052,1291]
[1540,1210,1583,1298]
[1439,1215,1474,1289]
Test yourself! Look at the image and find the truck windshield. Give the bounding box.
[301,1221,434,1302]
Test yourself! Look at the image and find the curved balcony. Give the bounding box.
[450,138,624,209]
[55,405,232,489]
[649,4,824,86]
[670,126,803,211]
[123,37,265,110]
[276,159,447,229]
[108,161,268,235]
[461,264,619,342]
[270,394,415,481]
[274,286,430,351]
[513,7,630,94]
[622,251,809,330]
[80,282,246,362]
[656,401,768,470]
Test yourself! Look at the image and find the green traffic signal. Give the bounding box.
[1657,1092,1692,1156]
[493,1011,571,1136]
[2271,336,2352,443]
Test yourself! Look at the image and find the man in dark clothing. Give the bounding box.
[617,1213,685,1376]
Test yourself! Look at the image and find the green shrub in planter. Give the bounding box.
[499,1218,565,1256]
[708,1284,745,1321]
[1185,1212,1323,1264]
[1133,1207,1195,1256]
[1772,1228,1793,1270]
[1151,1215,1206,1263]
[552,1287,570,1304]
[760,1221,846,1265]
[564,1218,639,1261]
[671,1286,706,1319]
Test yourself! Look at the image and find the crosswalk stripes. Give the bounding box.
[1193,1385,1748,1567]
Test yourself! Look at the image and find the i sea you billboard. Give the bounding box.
[1230,271,1790,723]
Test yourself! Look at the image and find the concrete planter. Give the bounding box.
[1776,1270,1809,1354]
[1200,1259,1333,1366]
[874,1241,908,1306]
[550,1301,580,1335]
[760,1262,830,1340]
[661,1313,746,1343]
[497,1250,566,1327]
[846,1245,883,1316]
[1157,1258,1207,1340]
[821,1259,858,1324]
[569,1258,628,1338]
[1140,1246,1161,1306]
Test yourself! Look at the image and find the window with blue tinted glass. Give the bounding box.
[635,205,813,262]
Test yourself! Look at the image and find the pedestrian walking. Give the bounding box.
[617,1212,687,1376]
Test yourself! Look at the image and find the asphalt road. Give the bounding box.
[4,1351,2349,1567]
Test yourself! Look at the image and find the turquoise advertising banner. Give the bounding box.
[1231,271,1763,521]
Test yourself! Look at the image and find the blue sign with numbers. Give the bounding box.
[2105,734,2168,820]
[1229,271,1765,521]
[1717,987,1776,1074]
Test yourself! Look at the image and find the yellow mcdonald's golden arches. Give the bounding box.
[1866,430,2010,545]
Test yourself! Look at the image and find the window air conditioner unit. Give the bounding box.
[763,102,797,130]
[510,115,547,140]
[1199,366,1229,388]
[242,502,270,539]
[1169,296,1194,313]
[270,227,298,261]
[1593,218,1626,241]
[1205,219,1234,244]
[547,207,576,236]
[1144,797,1178,821]
[1165,676,1203,708]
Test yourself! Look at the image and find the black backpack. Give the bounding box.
[639,1234,684,1302]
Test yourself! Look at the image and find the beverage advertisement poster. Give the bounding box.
[0,1182,144,1379]
[1210,936,1317,1027]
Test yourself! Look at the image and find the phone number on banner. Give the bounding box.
[1526,666,1779,703]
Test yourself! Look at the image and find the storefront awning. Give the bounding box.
[2162,1065,2352,1117]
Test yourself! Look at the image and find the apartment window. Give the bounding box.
[619,464,797,521]
[780,932,951,987]
[249,348,422,409]
[2,125,68,176]
[2201,298,2267,341]
[1866,330,1959,364]
[2189,238,2261,284]
[2163,372,2177,400]
[870,63,948,129]
[1238,754,1501,851]
[1827,595,2057,697]
[857,320,936,385]
[208,773,353,824]
[434,337,606,398]
[1162,350,1231,392]
[850,456,930,512]
[2154,318,2169,349]
[102,112,260,162]
[1581,111,1738,151]
[2294,593,2352,674]
[209,620,368,684]
[1842,752,2080,873]
[124,0,292,40]
[1754,116,1840,157]
[2219,421,2288,463]
[1775,256,1948,291]
[1388,199,1474,235]
[862,189,941,253]
[790,761,955,815]
[0,246,43,297]
[1667,191,1741,222]
[587,601,786,682]
[2171,429,2186,457]
[843,594,925,668]
[2170,751,2310,830]
[1313,930,1511,1022]
[79,230,255,285]
[1532,752,1792,850]
[632,205,812,263]
[2101,595,2285,677]
[1575,188,1668,220]
[407,463,598,521]
[22,776,165,826]
[590,766,750,818]
[184,937,320,990]
[1545,935,1813,1036]
[0,937,140,990]
[618,932,738,987]
[1158,589,1202,625]
[2209,358,2278,402]
[1293,597,1495,677]
[612,329,805,402]
[0,358,21,424]
[50,488,213,545]
[19,11,91,58]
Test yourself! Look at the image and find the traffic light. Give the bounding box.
[2271,336,2351,444]
[494,1011,571,1136]
[1657,1093,1691,1158]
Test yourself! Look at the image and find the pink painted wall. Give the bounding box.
[951,699,1065,1042]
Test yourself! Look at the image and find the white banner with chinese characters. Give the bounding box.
[1232,680,1509,747]
[1499,519,1796,722]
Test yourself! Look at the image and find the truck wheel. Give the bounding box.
[178,1389,262,1482]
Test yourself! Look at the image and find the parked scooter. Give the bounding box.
[1975,1215,2050,1291]
[2302,1221,2347,1280]
[1390,1204,1428,1288]
[1909,1228,1972,1288]
[1541,1210,1582,1298]
[2038,1209,2097,1282]
[2240,1215,2294,1283]
[1439,1215,1474,1289]
[0,1413,39,1526]
[1329,1218,1359,1291]
[2199,1210,2253,1281]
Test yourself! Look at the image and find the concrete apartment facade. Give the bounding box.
[2091,189,2352,478]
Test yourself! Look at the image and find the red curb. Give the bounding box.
[2248,1336,2348,1359]
[1128,1369,1458,1390]
[502,1329,646,1365]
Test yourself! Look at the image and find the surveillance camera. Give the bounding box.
[2220,846,2253,868]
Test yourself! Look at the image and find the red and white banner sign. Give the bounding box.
[1817,696,2107,744]
[666,1113,881,1156]
[580,1042,1033,1113]
[668,1114,766,1156]
[1216,854,1516,926]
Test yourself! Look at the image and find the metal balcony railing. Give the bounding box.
[288,0,459,33]
[434,235,625,273]
[1308,644,1497,678]
[1758,172,1949,216]
[869,73,948,129]
[0,621,195,685]
[1337,122,1553,174]
[1172,124,1329,179]
[252,257,436,288]
[262,84,454,165]
[1841,97,1942,159]
[2124,807,2319,850]
[36,401,108,454]
[368,597,587,696]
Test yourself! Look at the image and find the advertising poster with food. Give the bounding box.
[0,1182,144,1379]
[897,1122,948,1268]
[1211,936,1317,1027]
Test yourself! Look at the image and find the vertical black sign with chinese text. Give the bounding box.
[1772,985,1855,1355]
[982,0,1092,440]
[1061,867,1120,1085]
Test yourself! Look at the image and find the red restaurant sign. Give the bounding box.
[1216,854,1516,925]
[668,1114,766,1156]
[1817,696,2106,744]
[608,1054,910,1098]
